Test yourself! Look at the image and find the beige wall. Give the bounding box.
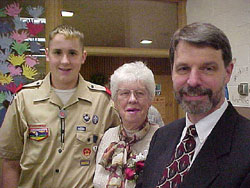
[186,0,250,114]
[235,107,250,120]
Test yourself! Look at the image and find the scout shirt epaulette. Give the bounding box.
[87,82,111,96]
[10,80,43,104]
[20,80,43,90]
[13,80,43,94]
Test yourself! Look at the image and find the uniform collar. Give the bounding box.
[33,73,93,104]
[68,75,92,104]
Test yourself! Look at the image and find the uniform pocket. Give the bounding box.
[74,132,100,160]
[23,127,51,165]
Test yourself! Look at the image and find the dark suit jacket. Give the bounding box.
[136,103,250,188]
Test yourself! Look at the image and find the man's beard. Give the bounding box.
[174,86,223,115]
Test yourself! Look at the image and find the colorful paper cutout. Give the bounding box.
[0,92,5,103]
[26,6,44,18]
[4,91,13,102]
[0,91,13,105]
[11,30,29,43]
[22,64,37,80]
[30,41,42,53]
[0,34,14,49]
[0,62,10,74]
[0,48,12,62]
[8,64,22,76]
[11,41,30,55]
[0,20,13,34]
[0,8,7,17]
[25,56,39,67]
[5,2,22,17]
[0,84,9,92]
[5,82,18,94]
[8,54,25,66]
[0,72,13,85]
[1,2,45,126]
[13,75,27,86]
[26,21,44,36]
[13,17,27,30]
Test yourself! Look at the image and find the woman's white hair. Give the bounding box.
[110,61,155,100]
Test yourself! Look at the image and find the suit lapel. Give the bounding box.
[181,103,237,187]
[153,119,186,185]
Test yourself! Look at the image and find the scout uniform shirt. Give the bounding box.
[0,73,120,188]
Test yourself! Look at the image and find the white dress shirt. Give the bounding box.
[179,99,228,166]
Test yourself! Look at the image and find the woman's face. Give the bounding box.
[114,80,152,130]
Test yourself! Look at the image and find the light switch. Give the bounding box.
[238,83,249,96]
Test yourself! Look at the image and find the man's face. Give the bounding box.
[45,34,87,89]
[172,41,233,121]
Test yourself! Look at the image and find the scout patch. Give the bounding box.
[92,115,99,124]
[29,124,46,128]
[77,126,86,132]
[83,113,91,123]
[82,148,91,157]
[80,160,90,166]
[29,128,49,141]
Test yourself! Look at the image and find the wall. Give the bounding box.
[153,75,178,125]
[186,0,250,117]
[81,56,171,82]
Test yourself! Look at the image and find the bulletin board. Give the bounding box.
[0,2,45,127]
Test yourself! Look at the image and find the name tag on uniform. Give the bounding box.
[80,160,90,166]
[77,126,86,132]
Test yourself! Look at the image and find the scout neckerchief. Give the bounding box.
[99,121,150,188]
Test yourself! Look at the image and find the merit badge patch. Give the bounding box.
[77,126,86,132]
[29,128,49,141]
[92,115,99,124]
[82,148,91,157]
[83,113,91,123]
[80,160,90,166]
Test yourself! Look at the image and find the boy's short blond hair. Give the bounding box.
[48,25,84,49]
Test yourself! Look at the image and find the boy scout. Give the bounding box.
[0,25,120,188]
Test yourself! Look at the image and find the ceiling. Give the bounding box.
[62,0,178,49]
[1,0,178,50]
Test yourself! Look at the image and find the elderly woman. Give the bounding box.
[93,61,159,188]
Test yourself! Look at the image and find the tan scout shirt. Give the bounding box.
[0,73,120,188]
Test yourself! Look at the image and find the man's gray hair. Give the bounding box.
[169,22,232,68]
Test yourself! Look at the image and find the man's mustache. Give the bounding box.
[179,86,213,98]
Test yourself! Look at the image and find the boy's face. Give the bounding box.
[45,34,87,89]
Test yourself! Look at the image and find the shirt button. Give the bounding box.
[55,169,60,173]
[58,149,62,153]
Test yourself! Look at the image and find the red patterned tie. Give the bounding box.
[156,125,197,188]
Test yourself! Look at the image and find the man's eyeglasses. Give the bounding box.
[117,89,148,99]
